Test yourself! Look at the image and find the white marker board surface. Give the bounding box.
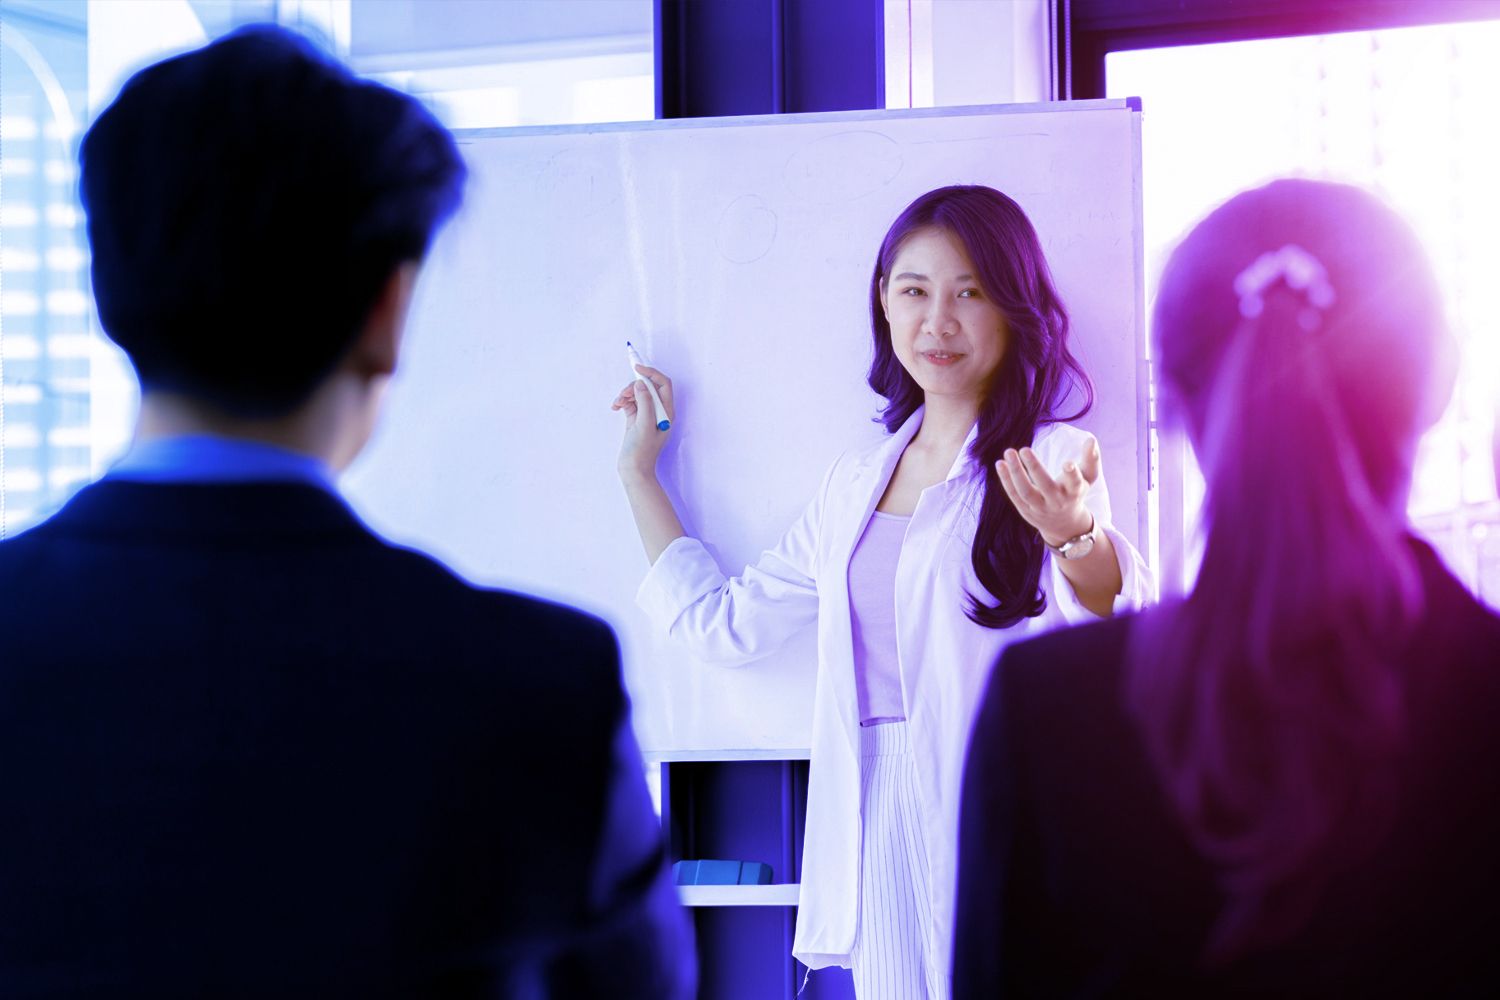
[343,100,1146,754]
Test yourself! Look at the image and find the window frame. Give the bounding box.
[1060,0,1500,99]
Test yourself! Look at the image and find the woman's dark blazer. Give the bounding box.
[954,539,1500,998]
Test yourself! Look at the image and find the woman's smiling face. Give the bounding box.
[881,226,1010,407]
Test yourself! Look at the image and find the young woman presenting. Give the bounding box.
[612,186,1152,999]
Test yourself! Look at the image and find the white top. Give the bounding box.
[636,407,1156,971]
[848,511,909,726]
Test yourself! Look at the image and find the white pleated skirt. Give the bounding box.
[851,721,947,1000]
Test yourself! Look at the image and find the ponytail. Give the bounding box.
[1131,256,1425,963]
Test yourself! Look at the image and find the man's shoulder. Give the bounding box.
[366,540,624,703]
[0,480,620,679]
[372,540,612,640]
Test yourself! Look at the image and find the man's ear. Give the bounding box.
[351,261,421,378]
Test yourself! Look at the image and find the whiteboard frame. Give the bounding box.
[452,97,1140,140]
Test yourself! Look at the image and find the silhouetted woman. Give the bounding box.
[954,178,1500,998]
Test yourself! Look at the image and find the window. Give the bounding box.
[0,0,653,538]
[1,0,90,537]
[1109,20,1500,606]
[349,1,653,130]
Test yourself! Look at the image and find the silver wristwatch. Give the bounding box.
[1044,516,1097,560]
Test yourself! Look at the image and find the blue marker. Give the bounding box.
[626,341,671,431]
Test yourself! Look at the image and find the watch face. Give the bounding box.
[1058,532,1095,561]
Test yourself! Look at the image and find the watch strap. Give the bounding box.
[1044,515,1097,559]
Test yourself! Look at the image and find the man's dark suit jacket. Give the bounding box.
[0,479,694,998]
[954,539,1500,998]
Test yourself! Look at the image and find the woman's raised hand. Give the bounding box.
[995,437,1101,547]
[611,363,676,480]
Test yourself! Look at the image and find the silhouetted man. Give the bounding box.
[0,25,693,998]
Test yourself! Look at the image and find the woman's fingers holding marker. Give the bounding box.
[632,364,675,420]
[632,362,671,388]
[610,380,640,411]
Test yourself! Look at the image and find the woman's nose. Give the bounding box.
[923,300,957,337]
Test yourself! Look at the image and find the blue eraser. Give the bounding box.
[675,860,722,884]
[701,860,741,883]
[656,419,671,431]
[673,859,775,884]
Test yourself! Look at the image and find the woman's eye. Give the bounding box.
[900,287,925,297]
[958,288,981,299]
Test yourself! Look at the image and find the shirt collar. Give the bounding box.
[943,417,983,482]
[860,405,982,484]
[106,434,336,491]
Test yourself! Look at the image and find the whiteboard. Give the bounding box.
[342,100,1147,754]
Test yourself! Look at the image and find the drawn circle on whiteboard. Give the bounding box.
[534,147,621,218]
[716,195,779,264]
[784,131,904,204]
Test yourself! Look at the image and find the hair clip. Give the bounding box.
[1233,244,1337,331]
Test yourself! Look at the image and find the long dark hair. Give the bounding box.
[1134,179,1455,963]
[867,185,1093,628]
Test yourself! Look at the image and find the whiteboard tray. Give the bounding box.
[678,884,801,907]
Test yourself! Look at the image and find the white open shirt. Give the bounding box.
[637,406,1155,972]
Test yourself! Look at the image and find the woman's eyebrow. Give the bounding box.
[892,271,975,282]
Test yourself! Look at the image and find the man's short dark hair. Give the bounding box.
[80,25,466,416]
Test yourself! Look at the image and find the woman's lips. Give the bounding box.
[921,351,963,366]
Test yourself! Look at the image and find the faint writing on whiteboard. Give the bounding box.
[784,131,904,204]
[716,195,779,264]
[534,147,622,218]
